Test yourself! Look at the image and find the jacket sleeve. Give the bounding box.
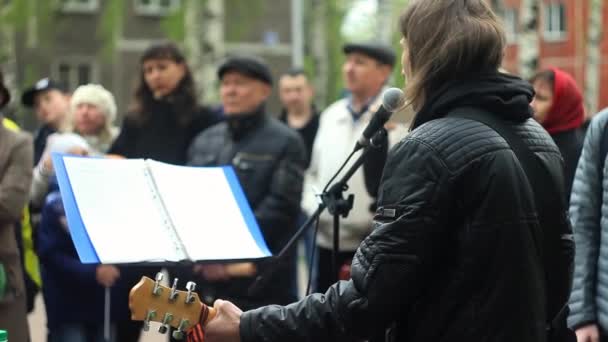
[567,113,608,328]
[37,195,98,285]
[0,132,33,224]
[108,118,135,157]
[254,134,307,243]
[240,137,452,341]
[29,164,50,209]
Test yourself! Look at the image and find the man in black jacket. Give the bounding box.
[194,1,574,341]
[187,56,306,310]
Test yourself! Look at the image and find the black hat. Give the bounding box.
[21,78,67,107]
[217,56,273,86]
[343,42,396,66]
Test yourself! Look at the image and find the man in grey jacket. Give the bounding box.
[569,108,608,342]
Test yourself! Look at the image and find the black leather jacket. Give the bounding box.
[239,73,575,342]
[188,107,306,309]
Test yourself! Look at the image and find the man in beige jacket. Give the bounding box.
[302,42,407,293]
[0,70,33,342]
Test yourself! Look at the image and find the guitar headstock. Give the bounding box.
[129,273,215,340]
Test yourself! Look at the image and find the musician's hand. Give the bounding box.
[96,265,120,287]
[193,264,230,281]
[576,324,600,342]
[40,147,88,174]
[204,299,242,342]
[41,154,54,174]
[384,121,398,131]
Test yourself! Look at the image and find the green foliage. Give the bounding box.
[303,54,316,86]
[390,38,404,90]
[224,0,265,42]
[0,0,32,31]
[98,0,125,61]
[325,0,346,103]
[13,63,40,127]
[33,0,60,51]
[22,63,38,93]
[161,0,187,42]
[390,0,408,90]
[305,0,409,105]
[0,0,60,55]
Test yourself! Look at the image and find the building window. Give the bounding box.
[543,2,567,41]
[134,0,180,16]
[504,8,519,43]
[61,0,99,13]
[52,59,98,91]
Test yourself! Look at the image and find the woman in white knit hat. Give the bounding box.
[30,84,119,209]
[70,83,119,154]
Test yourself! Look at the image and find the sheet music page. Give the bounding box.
[147,160,270,261]
[62,157,186,263]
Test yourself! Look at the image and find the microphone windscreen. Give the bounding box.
[382,88,405,112]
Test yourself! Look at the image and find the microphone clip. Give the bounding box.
[370,128,388,149]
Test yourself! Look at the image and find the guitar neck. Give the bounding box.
[129,275,218,334]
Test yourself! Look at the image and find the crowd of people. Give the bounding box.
[2,0,608,341]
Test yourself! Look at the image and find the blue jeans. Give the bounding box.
[49,323,109,342]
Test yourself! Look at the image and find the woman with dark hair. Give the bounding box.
[109,42,221,342]
[109,41,221,164]
[530,67,585,199]
[193,1,574,342]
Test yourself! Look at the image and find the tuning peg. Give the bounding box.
[172,319,189,340]
[185,281,196,303]
[153,272,164,296]
[143,309,156,331]
[158,312,173,334]
[169,278,179,301]
[172,330,184,340]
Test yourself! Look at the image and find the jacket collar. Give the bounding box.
[411,72,534,130]
[226,104,266,141]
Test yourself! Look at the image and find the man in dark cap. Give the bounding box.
[301,41,407,293]
[187,56,307,310]
[21,78,71,164]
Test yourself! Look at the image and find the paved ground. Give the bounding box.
[28,291,168,342]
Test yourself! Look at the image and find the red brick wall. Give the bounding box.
[500,0,608,112]
[502,0,520,74]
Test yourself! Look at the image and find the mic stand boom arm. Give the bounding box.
[248,129,388,296]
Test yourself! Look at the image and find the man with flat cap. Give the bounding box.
[187,56,307,310]
[302,41,407,293]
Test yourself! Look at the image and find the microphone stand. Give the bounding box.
[249,129,388,296]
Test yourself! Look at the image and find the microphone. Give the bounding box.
[355,87,404,151]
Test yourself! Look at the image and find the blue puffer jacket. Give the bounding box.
[568,108,608,329]
[37,187,126,329]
